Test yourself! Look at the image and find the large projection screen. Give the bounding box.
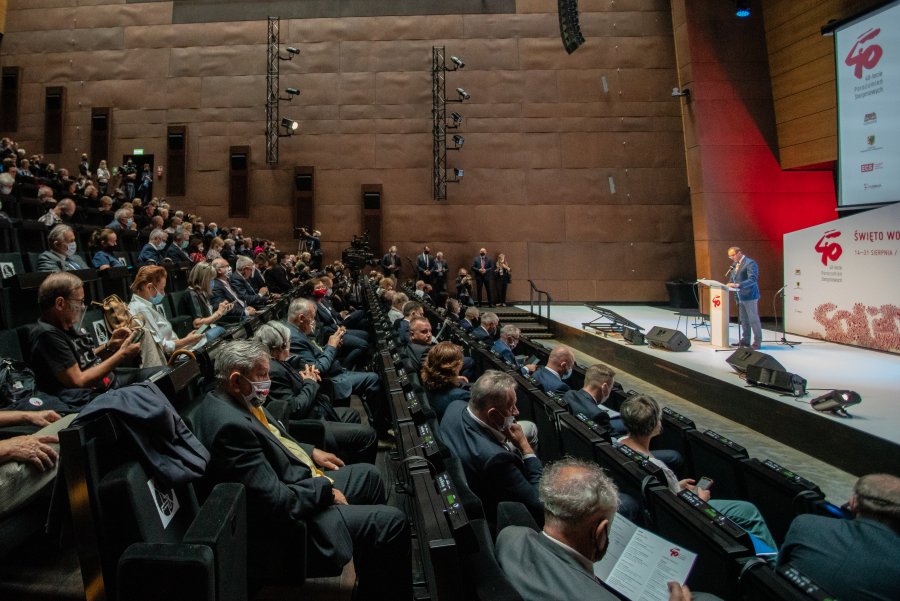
[834,0,900,209]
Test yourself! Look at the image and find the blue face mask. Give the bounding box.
[181,240,189,249]
[149,286,164,305]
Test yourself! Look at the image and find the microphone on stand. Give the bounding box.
[724,264,735,279]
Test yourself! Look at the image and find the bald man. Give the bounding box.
[532,346,575,395]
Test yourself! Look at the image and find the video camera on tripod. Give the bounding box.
[341,232,377,271]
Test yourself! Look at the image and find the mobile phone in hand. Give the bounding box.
[696,476,713,491]
[131,329,144,343]
[196,324,210,335]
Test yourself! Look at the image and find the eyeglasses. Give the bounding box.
[66,298,86,309]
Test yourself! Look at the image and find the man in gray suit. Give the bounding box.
[777,473,900,601]
[36,224,89,272]
[189,340,411,598]
[496,457,693,601]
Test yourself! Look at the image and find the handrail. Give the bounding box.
[528,280,552,326]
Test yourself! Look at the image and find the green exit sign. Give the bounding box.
[133,148,144,155]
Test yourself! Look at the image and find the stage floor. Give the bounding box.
[518,303,900,451]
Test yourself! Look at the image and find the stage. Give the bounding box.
[520,303,900,476]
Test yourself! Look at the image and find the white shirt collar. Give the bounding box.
[541,532,594,572]
[543,366,561,380]
[465,406,506,445]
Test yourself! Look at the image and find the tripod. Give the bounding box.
[766,286,801,347]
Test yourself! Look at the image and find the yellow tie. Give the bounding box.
[250,406,328,479]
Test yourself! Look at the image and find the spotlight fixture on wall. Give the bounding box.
[266,17,303,164]
[432,46,471,200]
[281,117,299,135]
[735,0,751,18]
[672,87,691,99]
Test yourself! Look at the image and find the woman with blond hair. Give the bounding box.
[421,341,470,419]
[185,262,231,340]
[127,265,204,358]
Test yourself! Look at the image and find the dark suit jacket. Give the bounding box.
[471,255,495,278]
[36,250,89,272]
[210,278,247,319]
[459,318,474,333]
[229,272,267,307]
[402,341,431,371]
[380,252,401,275]
[439,401,543,522]
[562,388,606,423]
[267,359,331,420]
[137,243,164,266]
[471,326,492,343]
[395,319,411,345]
[189,389,352,570]
[264,264,292,294]
[416,253,433,280]
[285,322,355,400]
[532,367,571,395]
[248,269,267,292]
[315,301,341,334]
[491,339,518,366]
[777,515,900,601]
[496,526,618,601]
[425,385,469,420]
[165,244,192,265]
[729,256,760,302]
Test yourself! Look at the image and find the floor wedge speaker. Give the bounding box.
[726,348,784,375]
[646,326,691,352]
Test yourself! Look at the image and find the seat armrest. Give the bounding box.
[118,542,216,601]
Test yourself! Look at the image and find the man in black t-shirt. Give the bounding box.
[29,273,142,397]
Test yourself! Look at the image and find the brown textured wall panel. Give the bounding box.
[762,0,884,169]
[7,3,168,32]
[2,2,694,302]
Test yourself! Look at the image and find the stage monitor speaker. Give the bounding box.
[622,325,645,345]
[746,365,807,397]
[646,326,691,352]
[725,348,785,375]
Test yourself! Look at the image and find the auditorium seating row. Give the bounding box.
[0,274,845,601]
[0,215,149,255]
[395,281,846,601]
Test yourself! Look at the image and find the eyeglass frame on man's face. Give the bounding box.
[66,296,87,309]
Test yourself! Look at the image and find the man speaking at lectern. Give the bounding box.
[726,247,761,349]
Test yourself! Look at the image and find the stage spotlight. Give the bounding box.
[811,390,861,416]
[450,56,465,69]
[452,134,465,148]
[285,46,301,55]
[735,1,750,18]
[285,88,300,96]
[281,117,299,132]
[453,167,464,178]
[456,88,470,101]
[451,112,464,125]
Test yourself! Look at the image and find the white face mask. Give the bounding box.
[241,375,271,407]
[561,367,573,381]
[66,242,77,257]
[500,414,515,431]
